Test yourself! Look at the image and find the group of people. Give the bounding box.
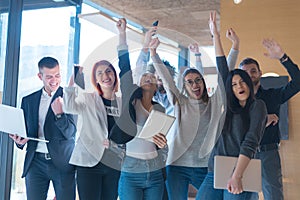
[10,11,300,200]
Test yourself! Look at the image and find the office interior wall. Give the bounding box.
[221,1,300,199]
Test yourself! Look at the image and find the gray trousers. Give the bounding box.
[255,148,283,200]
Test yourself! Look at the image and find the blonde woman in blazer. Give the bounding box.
[63,60,123,200]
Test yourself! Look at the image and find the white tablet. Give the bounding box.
[138,110,175,140]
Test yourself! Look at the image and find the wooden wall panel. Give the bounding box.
[221,1,300,199]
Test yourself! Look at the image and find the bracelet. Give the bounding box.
[195,53,202,57]
[279,53,288,63]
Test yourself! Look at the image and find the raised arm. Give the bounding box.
[226,28,240,70]
[116,18,134,90]
[210,12,224,57]
[63,72,87,115]
[210,11,228,85]
[188,43,204,74]
[134,28,157,83]
[149,38,181,105]
[176,43,204,90]
[110,18,137,144]
[262,38,300,102]
[117,18,127,48]
[262,38,284,60]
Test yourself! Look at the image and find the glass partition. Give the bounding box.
[0,12,7,104]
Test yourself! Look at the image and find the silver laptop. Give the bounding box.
[214,155,261,192]
[0,104,48,143]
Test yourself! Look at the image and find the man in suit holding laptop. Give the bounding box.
[10,57,76,200]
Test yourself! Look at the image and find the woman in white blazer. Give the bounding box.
[63,60,123,200]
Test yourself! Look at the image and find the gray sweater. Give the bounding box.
[208,99,267,171]
[152,54,227,167]
[207,56,267,172]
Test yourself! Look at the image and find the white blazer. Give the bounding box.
[63,87,121,167]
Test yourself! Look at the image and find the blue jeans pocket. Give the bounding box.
[122,156,142,172]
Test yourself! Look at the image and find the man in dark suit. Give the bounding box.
[10,57,76,200]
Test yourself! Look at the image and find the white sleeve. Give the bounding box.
[152,54,182,105]
[134,50,150,84]
[227,48,239,70]
[63,87,86,115]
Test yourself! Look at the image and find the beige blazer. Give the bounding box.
[63,87,121,167]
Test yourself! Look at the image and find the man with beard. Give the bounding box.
[239,39,300,200]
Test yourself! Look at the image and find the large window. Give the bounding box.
[78,3,179,92]
[11,6,77,200]
[0,12,7,104]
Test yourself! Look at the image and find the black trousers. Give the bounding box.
[25,153,76,200]
[76,161,120,200]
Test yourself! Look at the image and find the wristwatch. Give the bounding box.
[279,53,288,63]
[55,113,64,120]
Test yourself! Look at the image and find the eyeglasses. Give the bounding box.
[184,77,203,87]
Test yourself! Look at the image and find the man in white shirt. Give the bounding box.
[10,57,76,200]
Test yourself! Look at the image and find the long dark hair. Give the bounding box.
[223,69,254,132]
[182,68,209,103]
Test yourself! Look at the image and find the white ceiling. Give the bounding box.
[89,0,220,48]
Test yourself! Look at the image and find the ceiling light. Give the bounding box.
[234,0,242,4]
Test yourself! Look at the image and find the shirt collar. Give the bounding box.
[42,88,57,97]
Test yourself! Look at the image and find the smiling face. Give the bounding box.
[38,65,61,95]
[95,65,116,90]
[232,74,250,107]
[184,73,204,100]
[240,63,262,86]
[139,73,157,93]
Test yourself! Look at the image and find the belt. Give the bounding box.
[35,152,51,160]
[257,143,279,152]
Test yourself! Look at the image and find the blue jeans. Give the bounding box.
[165,165,208,200]
[255,149,283,200]
[118,156,164,200]
[25,154,75,200]
[76,161,120,200]
[196,172,257,200]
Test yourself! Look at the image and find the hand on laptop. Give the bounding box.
[9,134,29,145]
[227,176,243,194]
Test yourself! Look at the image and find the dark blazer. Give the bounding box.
[18,87,76,177]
